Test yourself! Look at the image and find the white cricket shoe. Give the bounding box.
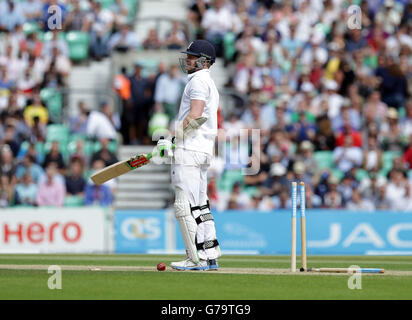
[170,258,208,271]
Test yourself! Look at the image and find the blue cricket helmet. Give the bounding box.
[181,40,216,65]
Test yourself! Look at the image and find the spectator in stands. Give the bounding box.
[108,23,139,53]
[15,154,44,184]
[201,0,233,57]
[294,140,318,178]
[0,122,19,156]
[400,99,412,137]
[385,169,411,211]
[363,90,388,126]
[21,0,43,23]
[90,137,118,167]
[271,187,291,209]
[86,101,120,140]
[89,1,114,60]
[346,189,375,211]
[262,162,287,197]
[323,175,344,209]
[17,142,42,164]
[0,1,25,32]
[142,28,162,50]
[362,135,383,172]
[15,172,37,206]
[222,181,250,210]
[69,101,89,135]
[23,94,48,128]
[403,134,412,170]
[0,144,17,183]
[42,30,69,58]
[64,0,89,32]
[20,32,43,58]
[129,63,150,144]
[35,162,65,207]
[85,160,113,207]
[333,135,363,173]
[164,20,187,50]
[154,64,183,121]
[43,140,66,174]
[247,190,273,211]
[376,56,408,109]
[335,119,363,148]
[0,173,15,207]
[65,156,85,197]
[0,64,15,90]
[313,115,335,151]
[380,107,407,152]
[49,46,72,79]
[286,110,316,145]
[110,0,130,28]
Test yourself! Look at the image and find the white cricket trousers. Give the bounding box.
[171,148,220,260]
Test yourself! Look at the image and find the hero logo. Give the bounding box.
[2,222,82,244]
[121,218,161,240]
[308,223,412,248]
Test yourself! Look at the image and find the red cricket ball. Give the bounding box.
[157,262,166,271]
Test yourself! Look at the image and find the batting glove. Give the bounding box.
[157,137,174,158]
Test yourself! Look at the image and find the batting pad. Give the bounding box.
[174,187,199,263]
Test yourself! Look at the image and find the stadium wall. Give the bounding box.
[114,209,412,255]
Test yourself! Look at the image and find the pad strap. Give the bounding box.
[190,200,210,212]
[196,239,219,251]
[195,213,214,225]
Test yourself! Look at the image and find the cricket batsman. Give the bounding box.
[157,40,221,270]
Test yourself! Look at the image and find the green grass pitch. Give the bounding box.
[0,254,411,300]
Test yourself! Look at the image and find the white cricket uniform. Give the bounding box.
[171,68,220,261]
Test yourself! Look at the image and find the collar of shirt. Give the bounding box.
[188,69,210,81]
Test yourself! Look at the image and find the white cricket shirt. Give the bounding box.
[176,69,219,156]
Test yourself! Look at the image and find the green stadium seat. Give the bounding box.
[123,0,138,21]
[314,151,334,170]
[64,195,85,207]
[95,0,115,8]
[43,31,66,42]
[217,169,244,191]
[23,22,40,35]
[65,31,90,61]
[46,124,70,143]
[380,151,403,176]
[355,168,369,181]
[40,88,63,122]
[223,32,236,62]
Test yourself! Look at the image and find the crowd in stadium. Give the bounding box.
[0,0,412,212]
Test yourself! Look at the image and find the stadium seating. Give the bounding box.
[313,151,334,170]
[40,88,63,123]
[380,151,403,176]
[65,31,90,62]
[46,124,70,143]
[217,169,244,191]
[64,195,85,207]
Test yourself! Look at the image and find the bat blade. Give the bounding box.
[90,154,150,185]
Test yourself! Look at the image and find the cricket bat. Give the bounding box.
[91,117,208,185]
[90,150,157,185]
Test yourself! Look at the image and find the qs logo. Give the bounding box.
[121,218,161,240]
